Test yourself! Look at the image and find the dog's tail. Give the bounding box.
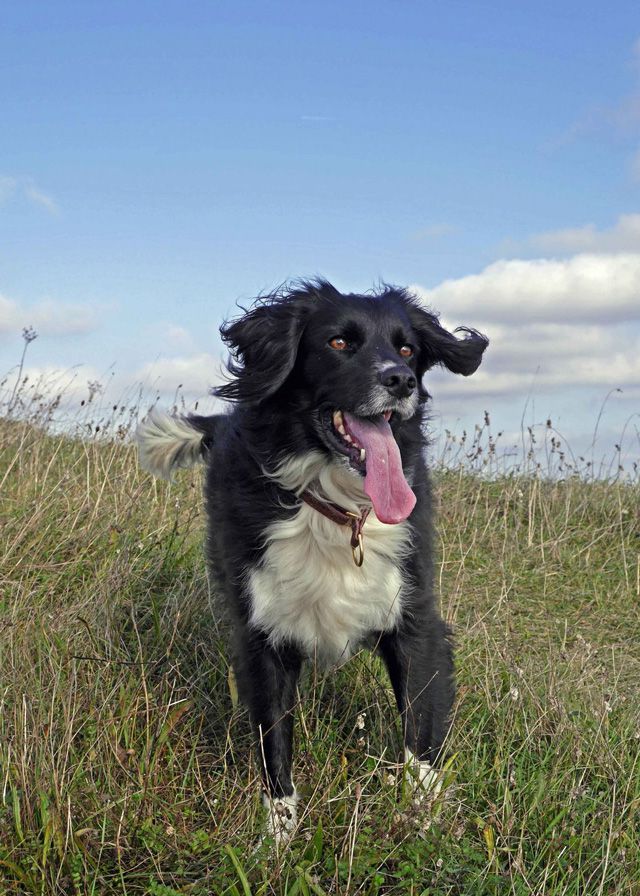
[136,409,223,479]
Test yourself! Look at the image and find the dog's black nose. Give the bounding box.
[379,365,417,398]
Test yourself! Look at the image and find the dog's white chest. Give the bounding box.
[248,503,408,663]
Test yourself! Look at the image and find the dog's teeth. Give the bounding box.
[333,411,343,427]
[360,448,366,462]
[338,425,346,436]
[345,434,353,443]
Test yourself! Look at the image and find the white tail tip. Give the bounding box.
[136,409,204,479]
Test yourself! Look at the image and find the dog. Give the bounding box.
[136,279,488,841]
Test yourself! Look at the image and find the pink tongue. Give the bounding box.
[343,412,416,524]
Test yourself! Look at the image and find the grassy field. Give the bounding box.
[0,398,639,895]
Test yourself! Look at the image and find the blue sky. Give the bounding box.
[1,1,639,472]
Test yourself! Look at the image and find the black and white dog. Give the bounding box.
[137,279,487,841]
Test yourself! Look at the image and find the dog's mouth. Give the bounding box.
[321,408,416,524]
[329,408,391,473]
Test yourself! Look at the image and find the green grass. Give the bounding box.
[0,404,639,895]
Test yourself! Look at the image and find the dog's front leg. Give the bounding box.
[378,616,454,798]
[235,629,302,842]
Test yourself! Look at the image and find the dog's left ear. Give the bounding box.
[214,289,316,404]
[407,304,488,377]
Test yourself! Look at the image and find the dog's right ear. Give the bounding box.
[214,288,317,404]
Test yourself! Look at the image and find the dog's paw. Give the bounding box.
[404,748,443,804]
[261,789,298,846]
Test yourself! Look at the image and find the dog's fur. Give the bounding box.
[137,279,488,839]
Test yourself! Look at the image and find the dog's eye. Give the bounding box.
[399,345,414,359]
[329,336,348,351]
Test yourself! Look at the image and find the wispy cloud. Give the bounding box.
[550,38,640,175]
[0,292,98,339]
[560,95,640,143]
[410,223,457,241]
[24,179,58,214]
[503,213,640,256]
[0,174,58,214]
[0,176,17,204]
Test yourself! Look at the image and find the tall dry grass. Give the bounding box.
[0,350,639,894]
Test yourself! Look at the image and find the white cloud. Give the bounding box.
[134,352,225,398]
[411,244,640,408]
[0,364,105,411]
[142,322,197,353]
[474,321,634,367]
[163,325,193,351]
[412,252,640,325]
[0,292,99,338]
[431,352,640,399]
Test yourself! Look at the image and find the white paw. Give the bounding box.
[262,788,298,845]
[404,748,443,803]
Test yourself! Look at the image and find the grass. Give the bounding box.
[0,378,639,894]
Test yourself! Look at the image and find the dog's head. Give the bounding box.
[215,280,488,522]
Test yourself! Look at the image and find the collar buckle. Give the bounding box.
[301,491,370,567]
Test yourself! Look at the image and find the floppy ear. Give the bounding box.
[214,288,316,404]
[407,304,488,377]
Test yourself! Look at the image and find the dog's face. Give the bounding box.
[298,291,421,420]
[295,294,421,474]
[215,281,488,522]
